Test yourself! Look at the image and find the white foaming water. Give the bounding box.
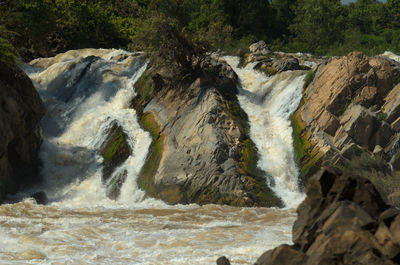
[0,50,300,264]
[225,57,306,208]
[22,49,159,208]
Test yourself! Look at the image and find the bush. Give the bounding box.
[0,36,16,63]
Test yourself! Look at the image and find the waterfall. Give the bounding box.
[0,50,304,264]
[225,56,306,208]
[23,49,160,208]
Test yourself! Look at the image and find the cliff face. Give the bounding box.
[293,52,400,190]
[133,60,283,207]
[0,62,46,202]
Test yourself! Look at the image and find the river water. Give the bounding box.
[0,50,305,264]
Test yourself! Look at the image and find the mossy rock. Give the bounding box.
[105,170,127,200]
[99,122,131,184]
[291,110,324,188]
[239,139,284,207]
[137,112,164,197]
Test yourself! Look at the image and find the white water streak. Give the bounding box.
[225,56,306,208]
[24,49,161,208]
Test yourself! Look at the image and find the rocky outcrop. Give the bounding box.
[133,59,283,207]
[0,62,45,202]
[242,40,323,76]
[99,122,131,199]
[254,169,400,265]
[293,52,400,187]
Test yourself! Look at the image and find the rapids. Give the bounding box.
[225,57,306,208]
[0,50,305,264]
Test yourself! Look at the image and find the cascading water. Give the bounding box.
[224,56,306,208]
[0,50,304,264]
[22,49,156,207]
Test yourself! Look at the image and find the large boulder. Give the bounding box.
[0,62,46,202]
[254,169,400,265]
[133,60,283,207]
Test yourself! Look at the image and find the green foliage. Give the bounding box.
[0,36,17,63]
[289,0,345,54]
[2,0,400,63]
[303,70,315,89]
[376,111,388,122]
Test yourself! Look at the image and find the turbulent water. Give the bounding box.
[225,57,306,208]
[0,50,305,264]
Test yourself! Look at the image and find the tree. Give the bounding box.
[131,12,209,76]
[289,0,345,53]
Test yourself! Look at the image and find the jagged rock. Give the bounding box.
[255,245,307,265]
[339,105,378,148]
[295,52,399,183]
[216,256,231,265]
[254,169,400,265]
[31,191,47,204]
[382,83,400,123]
[391,117,400,132]
[0,62,46,203]
[373,122,394,149]
[272,56,302,72]
[354,86,377,107]
[249,40,271,55]
[99,122,131,198]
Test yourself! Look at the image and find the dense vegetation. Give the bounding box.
[1,0,400,64]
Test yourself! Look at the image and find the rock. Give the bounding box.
[272,56,302,72]
[373,122,394,149]
[31,191,47,204]
[318,110,340,136]
[134,62,282,207]
[99,121,131,198]
[0,61,46,203]
[339,105,378,148]
[254,169,400,265]
[295,52,400,183]
[392,151,400,171]
[391,117,400,132]
[254,245,307,265]
[249,40,271,55]
[216,256,231,265]
[354,86,377,107]
[382,83,400,124]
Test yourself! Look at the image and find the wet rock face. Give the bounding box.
[255,169,400,265]
[99,122,131,199]
[294,52,400,183]
[0,62,46,202]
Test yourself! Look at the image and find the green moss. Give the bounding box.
[100,131,126,165]
[134,71,155,102]
[239,139,284,207]
[225,100,249,134]
[303,70,315,89]
[291,110,324,185]
[376,111,388,122]
[137,112,164,196]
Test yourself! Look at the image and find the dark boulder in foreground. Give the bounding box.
[0,61,46,203]
[254,168,400,265]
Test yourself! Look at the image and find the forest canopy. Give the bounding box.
[1,0,400,63]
